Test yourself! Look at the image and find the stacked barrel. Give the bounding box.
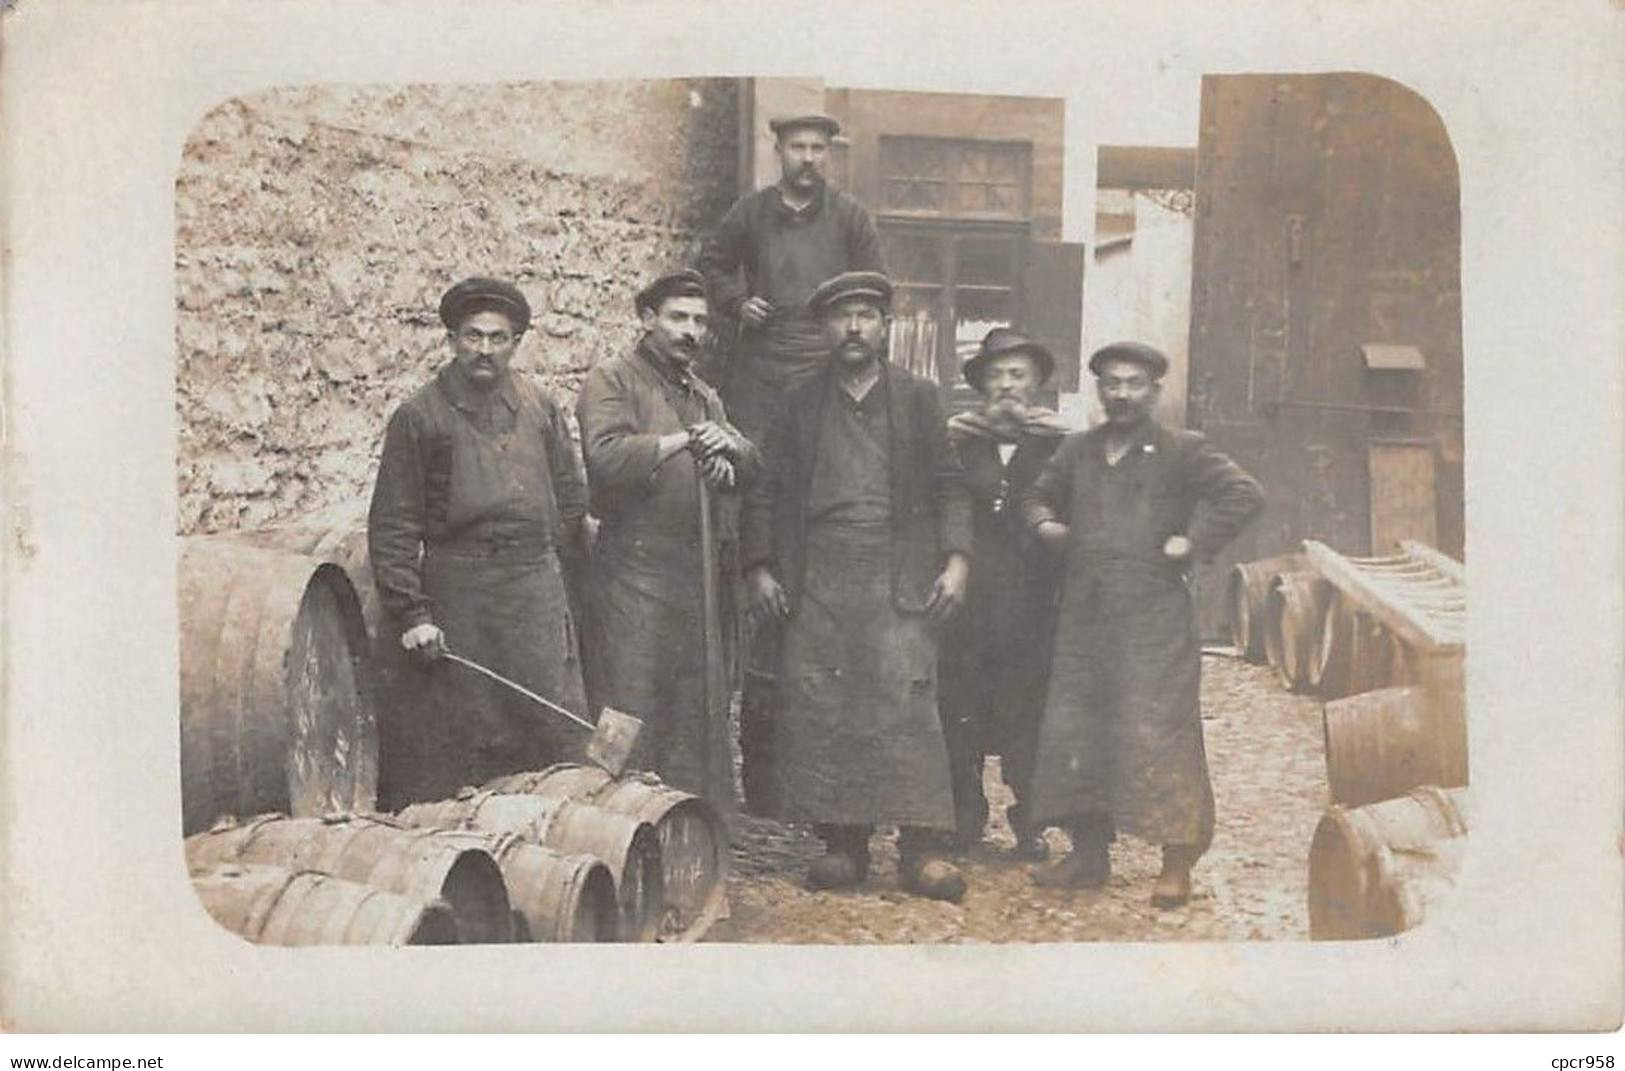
[178,501,728,946]
[1228,543,1469,941]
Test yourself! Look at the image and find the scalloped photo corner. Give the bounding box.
[172,73,1466,950]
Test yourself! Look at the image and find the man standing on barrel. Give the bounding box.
[368,276,590,807]
[575,270,759,814]
[1022,341,1264,906]
[742,270,970,901]
[698,112,885,812]
[938,327,1070,860]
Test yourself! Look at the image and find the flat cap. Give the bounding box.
[963,326,1055,389]
[1088,340,1170,380]
[769,113,841,139]
[635,268,708,316]
[438,276,531,333]
[807,270,892,315]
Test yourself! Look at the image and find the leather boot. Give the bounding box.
[1151,845,1197,908]
[805,825,870,891]
[898,827,968,903]
[1032,816,1110,889]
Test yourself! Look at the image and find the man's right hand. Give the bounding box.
[747,565,791,621]
[401,622,446,663]
[739,296,774,329]
[1035,520,1071,554]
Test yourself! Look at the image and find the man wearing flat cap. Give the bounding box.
[368,276,591,806]
[576,270,759,812]
[697,112,886,810]
[937,327,1071,860]
[741,270,971,901]
[1021,341,1264,906]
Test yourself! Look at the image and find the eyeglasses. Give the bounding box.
[457,328,516,348]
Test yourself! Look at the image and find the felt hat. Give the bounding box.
[438,277,531,333]
[634,268,708,316]
[962,326,1056,390]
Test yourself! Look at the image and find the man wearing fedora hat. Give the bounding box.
[699,115,886,810]
[368,276,591,806]
[576,269,759,813]
[938,327,1071,860]
[1021,341,1263,906]
[741,270,970,901]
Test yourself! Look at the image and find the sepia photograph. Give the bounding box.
[1,0,1619,1037]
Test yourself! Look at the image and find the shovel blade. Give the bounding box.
[585,706,642,777]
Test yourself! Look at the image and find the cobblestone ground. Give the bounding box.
[706,652,1327,943]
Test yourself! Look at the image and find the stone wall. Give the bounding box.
[175,80,739,534]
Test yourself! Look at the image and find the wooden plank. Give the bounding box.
[1401,539,1466,584]
[1302,539,1461,651]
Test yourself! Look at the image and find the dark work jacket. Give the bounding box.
[742,361,972,613]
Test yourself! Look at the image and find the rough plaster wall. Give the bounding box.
[175,80,737,534]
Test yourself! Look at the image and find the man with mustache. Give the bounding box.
[742,271,970,901]
[1021,342,1264,906]
[576,269,759,812]
[368,276,590,806]
[938,327,1070,860]
[698,113,885,812]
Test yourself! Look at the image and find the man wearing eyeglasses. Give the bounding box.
[367,276,591,807]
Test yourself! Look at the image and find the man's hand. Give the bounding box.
[1162,534,1193,562]
[401,622,446,663]
[698,453,736,489]
[1035,519,1070,554]
[739,296,774,329]
[687,420,737,460]
[925,553,970,624]
[747,565,791,621]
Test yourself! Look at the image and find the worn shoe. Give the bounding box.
[805,850,868,891]
[900,857,967,903]
[1150,847,1196,908]
[1031,837,1109,889]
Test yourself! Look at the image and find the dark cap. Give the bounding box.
[962,326,1056,390]
[634,269,708,316]
[438,276,532,333]
[1088,340,1170,380]
[769,113,841,139]
[807,270,892,315]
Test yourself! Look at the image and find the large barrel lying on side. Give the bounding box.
[185,813,513,943]
[399,789,665,942]
[1322,685,1468,808]
[1308,786,1469,940]
[1311,593,1412,699]
[230,502,378,640]
[1263,571,1332,691]
[1227,552,1307,662]
[485,765,727,942]
[190,862,459,946]
[179,538,379,834]
[429,828,618,943]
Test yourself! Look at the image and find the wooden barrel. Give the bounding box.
[485,765,727,942]
[1263,571,1331,691]
[1322,685,1468,808]
[399,789,665,942]
[185,813,513,943]
[179,538,379,834]
[190,862,459,946]
[1227,552,1307,662]
[229,502,378,640]
[1308,786,1469,940]
[426,828,617,943]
